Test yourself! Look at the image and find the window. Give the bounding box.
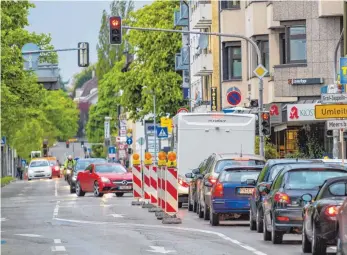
[219,169,260,183]
[252,36,269,76]
[223,42,242,80]
[221,0,240,9]
[279,24,307,64]
[259,41,269,71]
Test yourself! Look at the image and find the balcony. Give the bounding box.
[175,47,189,71]
[191,1,212,29]
[174,2,188,27]
[192,52,213,76]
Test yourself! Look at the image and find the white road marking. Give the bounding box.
[51,246,66,252]
[55,181,58,197]
[53,201,60,218]
[147,246,176,254]
[54,239,61,244]
[18,193,23,196]
[108,214,124,218]
[53,218,268,255]
[14,234,43,237]
[330,247,337,251]
[1,218,6,222]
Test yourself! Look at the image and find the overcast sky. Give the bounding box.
[27,1,152,84]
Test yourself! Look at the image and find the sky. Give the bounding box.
[27,1,152,85]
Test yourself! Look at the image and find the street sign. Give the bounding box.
[137,137,145,145]
[116,136,126,142]
[68,138,78,142]
[253,64,268,79]
[340,57,347,84]
[226,87,242,106]
[118,150,126,158]
[126,137,133,145]
[321,93,347,104]
[119,144,125,150]
[1,136,6,145]
[127,133,132,138]
[315,104,347,119]
[326,120,347,130]
[108,146,116,158]
[177,108,189,114]
[160,117,173,133]
[156,127,168,138]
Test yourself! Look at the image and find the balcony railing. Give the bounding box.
[174,2,189,27]
[191,1,212,29]
[175,47,189,71]
[192,53,213,76]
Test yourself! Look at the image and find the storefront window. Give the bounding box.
[286,129,298,153]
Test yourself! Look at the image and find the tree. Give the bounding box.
[255,136,278,160]
[71,64,95,96]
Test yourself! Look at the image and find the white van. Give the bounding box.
[27,159,52,180]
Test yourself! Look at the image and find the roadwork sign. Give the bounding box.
[326,120,347,130]
[321,93,347,104]
[315,104,347,119]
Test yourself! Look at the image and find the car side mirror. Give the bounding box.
[258,182,271,194]
[204,181,213,187]
[301,193,312,203]
[192,168,200,175]
[246,179,256,186]
[185,173,193,179]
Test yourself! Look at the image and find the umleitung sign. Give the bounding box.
[315,104,347,119]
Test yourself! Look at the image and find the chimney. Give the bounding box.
[92,70,95,78]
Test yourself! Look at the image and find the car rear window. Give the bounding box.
[30,161,49,167]
[219,169,261,183]
[216,160,264,173]
[269,165,287,181]
[49,160,57,166]
[95,165,127,173]
[76,159,106,171]
[286,170,347,190]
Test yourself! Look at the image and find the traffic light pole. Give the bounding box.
[122,26,265,157]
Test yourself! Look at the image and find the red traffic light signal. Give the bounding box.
[261,112,270,120]
[109,16,122,45]
[110,16,121,29]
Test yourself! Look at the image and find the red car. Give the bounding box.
[47,157,60,178]
[75,163,133,197]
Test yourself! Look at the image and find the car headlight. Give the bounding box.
[101,177,111,183]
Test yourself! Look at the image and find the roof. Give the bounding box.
[223,165,264,170]
[217,153,265,161]
[267,159,323,165]
[282,163,347,171]
[80,77,97,97]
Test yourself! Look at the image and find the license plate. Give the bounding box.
[238,188,254,195]
[119,186,132,190]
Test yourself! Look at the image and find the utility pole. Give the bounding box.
[122,26,266,158]
[344,1,347,57]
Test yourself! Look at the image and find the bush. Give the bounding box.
[255,136,278,160]
[1,176,15,187]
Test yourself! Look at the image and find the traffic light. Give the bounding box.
[81,141,84,147]
[255,119,259,136]
[127,148,133,155]
[326,130,333,137]
[66,141,70,148]
[260,111,271,136]
[109,16,122,45]
[77,42,89,67]
[43,142,48,157]
[250,99,259,108]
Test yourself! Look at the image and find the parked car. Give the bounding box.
[249,159,322,232]
[69,158,107,193]
[46,157,60,178]
[208,165,263,226]
[197,153,265,220]
[76,163,133,197]
[337,197,347,255]
[302,176,347,254]
[262,163,347,244]
[185,159,207,212]
[27,158,52,180]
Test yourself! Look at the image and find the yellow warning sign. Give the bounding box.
[160,117,172,133]
[315,104,347,119]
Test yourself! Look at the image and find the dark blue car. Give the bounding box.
[209,165,263,226]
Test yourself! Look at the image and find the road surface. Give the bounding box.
[50,142,88,164]
[1,178,337,255]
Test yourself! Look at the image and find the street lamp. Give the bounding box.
[143,86,157,164]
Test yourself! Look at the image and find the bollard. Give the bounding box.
[131,153,144,206]
[162,151,182,224]
[142,152,154,208]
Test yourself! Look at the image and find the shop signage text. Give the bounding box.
[287,104,320,122]
[288,78,323,85]
[326,120,347,130]
[211,87,217,111]
[315,104,347,119]
[321,93,347,104]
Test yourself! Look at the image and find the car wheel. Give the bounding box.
[75,181,85,197]
[70,185,75,194]
[115,192,124,197]
[188,199,193,211]
[312,222,327,255]
[249,208,256,230]
[178,202,183,208]
[256,208,264,233]
[93,181,104,197]
[271,217,283,244]
[193,201,197,213]
[198,202,204,218]
[28,179,31,181]
[302,222,312,253]
[203,203,210,221]
[263,215,271,241]
[210,209,219,226]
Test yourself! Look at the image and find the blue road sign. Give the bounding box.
[1,136,5,145]
[156,127,168,138]
[126,137,133,145]
[108,147,116,154]
[340,57,347,84]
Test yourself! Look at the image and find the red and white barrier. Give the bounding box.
[132,165,142,199]
[164,167,178,215]
[150,165,158,205]
[143,165,151,202]
[158,166,166,211]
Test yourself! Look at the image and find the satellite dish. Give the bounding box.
[198,35,208,50]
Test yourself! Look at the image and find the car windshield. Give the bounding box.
[30,161,49,167]
[219,169,261,183]
[216,159,264,173]
[286,170,347,190]
[95,165,127,173]
[75,159,106,171]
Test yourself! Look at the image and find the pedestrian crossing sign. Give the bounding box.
[156,127,168,138]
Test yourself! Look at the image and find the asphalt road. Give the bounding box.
[1,177,338,255]
[50,142,87,163]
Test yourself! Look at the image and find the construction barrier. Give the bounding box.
[164,166,178,215]
[157,152,167,211]
[150,165,158,205]
[143,164,151,202]
[131,154,142,205]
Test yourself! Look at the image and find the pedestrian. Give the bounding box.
[16,163,22,180]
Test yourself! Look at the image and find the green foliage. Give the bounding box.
[255,136,278,160]
[72,64,95,95]
[91,145,106,158]
[1,176,15,187]
[1,1,79,160]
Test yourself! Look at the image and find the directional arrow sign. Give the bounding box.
[146,246,176,254]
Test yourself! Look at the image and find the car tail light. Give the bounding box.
[324,205,340,217]
[178,176,189,188]
[208,175,217,185]
[274,192,291,204]
[212,182,224,198]
[54,166,59,171]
